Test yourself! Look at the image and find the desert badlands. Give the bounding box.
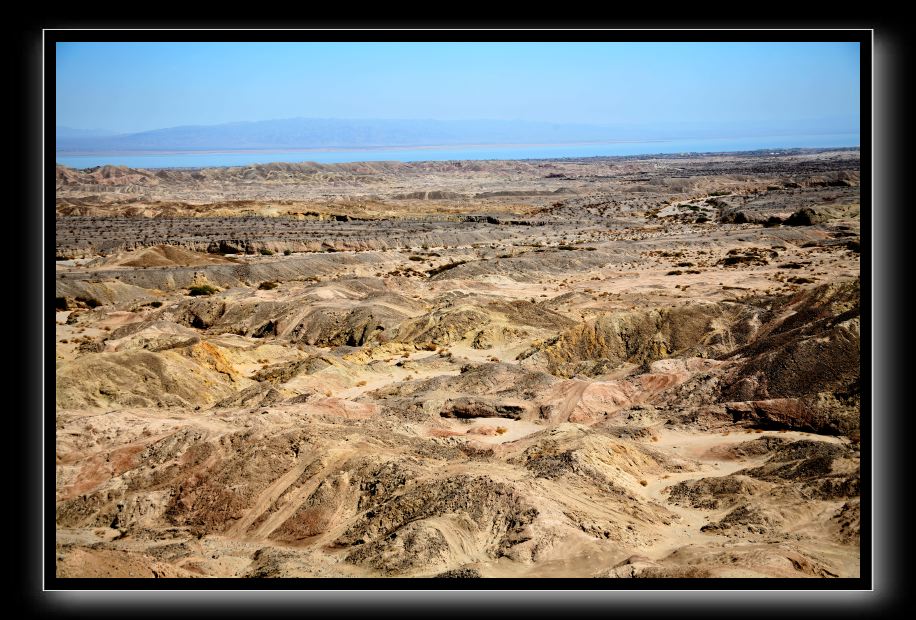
[54,149,861,578]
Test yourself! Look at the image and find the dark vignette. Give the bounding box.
[871,25,909,616]
[14,18,47,617]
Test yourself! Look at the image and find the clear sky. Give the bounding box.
[56,42,860,136]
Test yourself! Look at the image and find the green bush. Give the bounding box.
[283,249,292,256]
[260,248,274,256]
[188,285,218,296]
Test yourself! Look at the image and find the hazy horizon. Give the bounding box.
[56,115,859,140]
[55,116,860,157]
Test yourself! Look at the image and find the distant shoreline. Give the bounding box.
[55,135,860,171]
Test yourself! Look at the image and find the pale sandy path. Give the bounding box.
[224,456,316,537]
[636,428,848,560]
[248,448,356,540]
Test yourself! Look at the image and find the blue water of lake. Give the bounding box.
[56,133,859,170]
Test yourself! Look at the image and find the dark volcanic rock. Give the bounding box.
[785,208,827,226]
[338,475,538,574]
[667,475,765,510]
[432,567,482,578]
[440,397,530,420]
[724,396,858,436]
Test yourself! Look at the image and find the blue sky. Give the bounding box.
[56,42,860,136]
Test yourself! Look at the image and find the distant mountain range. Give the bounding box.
[55,117,858,153]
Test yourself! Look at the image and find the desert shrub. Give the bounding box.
[188,284,218,296]
[283,249,292,256]
[426,260,467,277]
[259,248,274,256]
[75,296,101,308]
